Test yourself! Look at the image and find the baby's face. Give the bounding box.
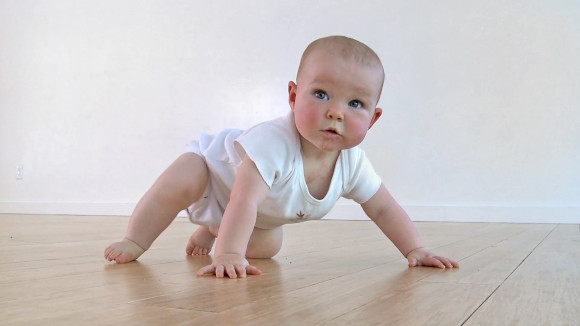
[289,49,383,153]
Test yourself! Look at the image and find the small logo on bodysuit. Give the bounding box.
[295,210,311,221]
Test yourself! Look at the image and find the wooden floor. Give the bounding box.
[0,214,578,326]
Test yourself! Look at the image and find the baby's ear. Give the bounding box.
[288,81,297,110]
[368,107,383,129]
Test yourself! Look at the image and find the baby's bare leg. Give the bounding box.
[185,226,283,258]
[187,225,282,259]
[246,226,283,259]
[105,153,208,263]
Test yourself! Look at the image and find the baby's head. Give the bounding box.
[289,36,384,152]
[297,36,385,103]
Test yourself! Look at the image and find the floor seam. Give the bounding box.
[460,224,558,325]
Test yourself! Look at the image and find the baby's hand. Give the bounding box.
[406,247,459,269]
[197,253,262,278]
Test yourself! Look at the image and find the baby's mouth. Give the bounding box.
[323,128,340,136]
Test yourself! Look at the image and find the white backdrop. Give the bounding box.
[1,1,579,223]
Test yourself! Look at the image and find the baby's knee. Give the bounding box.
[246,245,280,259]
[245,227,283,259]
[154,153,209,207]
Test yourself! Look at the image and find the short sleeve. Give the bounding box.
[233,116,298,188]
[341,149,382,204]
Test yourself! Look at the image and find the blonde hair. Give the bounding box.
[296,35,385,93]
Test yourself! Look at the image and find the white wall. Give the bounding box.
[1,1,578,223]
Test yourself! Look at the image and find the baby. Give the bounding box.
[105,35,459,278]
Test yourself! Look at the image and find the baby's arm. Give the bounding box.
[197,155,269,278]
[361,184,459,269]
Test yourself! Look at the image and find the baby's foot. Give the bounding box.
[186,226,216,255]
[104,238,145,263]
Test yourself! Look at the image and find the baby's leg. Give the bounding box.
[185,225,283,258]
[246,226,283,259]
[105,153,209,263]
[186,225,219,255]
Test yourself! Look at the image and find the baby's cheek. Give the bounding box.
[296,114,315,133]
[349,121,369,145]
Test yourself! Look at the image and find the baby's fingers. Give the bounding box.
[234,264,247,278]
[196,264,217,277]
[229,264,262,278]
[438,256,459,268]
[424,256,447,269]
[211,264,239,278]
[224,264,239,278]
[428,256,458,269]
[196,263,262,278]
[245,265,262,276]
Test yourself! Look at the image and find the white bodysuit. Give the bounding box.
[185,112,382,229]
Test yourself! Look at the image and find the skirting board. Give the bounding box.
[0,201,578,224]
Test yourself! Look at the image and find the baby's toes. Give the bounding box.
[114,252,134,264]
[185,244,194,255]
[190,246,208,255]
[105,248,120,261]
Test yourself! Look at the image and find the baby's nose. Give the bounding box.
[326,105,344,121]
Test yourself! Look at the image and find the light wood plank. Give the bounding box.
[1,300,211,326]
[322,282,496,326]
[421,224,556,285]
[464,224,580,326]
[0,214,577,326]
[181,264,450,325]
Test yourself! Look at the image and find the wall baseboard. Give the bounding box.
[0,201,578,224]
[327,203,580,224]
[0,202,139,217]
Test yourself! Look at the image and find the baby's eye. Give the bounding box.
[348,100,363,109]
[314,90,328,100]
